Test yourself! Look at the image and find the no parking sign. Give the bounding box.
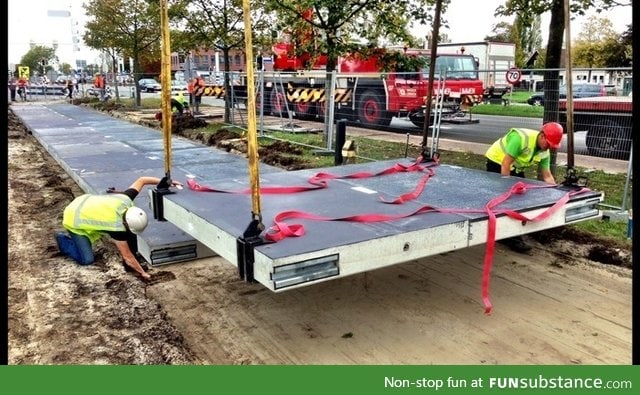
[505,67,522,84]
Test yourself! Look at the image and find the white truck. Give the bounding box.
[437,41,516,90]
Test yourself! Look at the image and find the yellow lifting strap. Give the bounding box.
[242,0,263,226]
[160,0,172,177]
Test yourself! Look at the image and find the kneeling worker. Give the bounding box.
[171,91,189,115]
[55,176,182,280]
[485,122,564,253]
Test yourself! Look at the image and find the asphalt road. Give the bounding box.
[391,114,591,156]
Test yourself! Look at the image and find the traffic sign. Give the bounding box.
[18,66,30,79]
[505,67,522,84]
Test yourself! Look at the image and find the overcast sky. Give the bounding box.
[8,0,100,66]
[7,0,633,66]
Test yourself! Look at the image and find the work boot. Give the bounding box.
[499,236,532,254]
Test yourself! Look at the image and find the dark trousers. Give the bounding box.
[9,87,16,101]
[486,159,525,178]
[56,231,94,265]
[56,231,139,265]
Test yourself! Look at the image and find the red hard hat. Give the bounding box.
[542,122,563,149]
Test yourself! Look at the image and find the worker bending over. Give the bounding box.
[55,176,182,280]
[485,122,564,252]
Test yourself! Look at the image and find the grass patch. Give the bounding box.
[470,102,543,118]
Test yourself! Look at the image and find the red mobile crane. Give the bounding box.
[265,42,485,128]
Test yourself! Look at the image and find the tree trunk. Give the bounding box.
[541,0,565,180]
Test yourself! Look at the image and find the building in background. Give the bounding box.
[171,48,265,83]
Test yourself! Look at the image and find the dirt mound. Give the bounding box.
[529,227,631,269]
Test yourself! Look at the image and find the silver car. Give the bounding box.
[138,78,160,92]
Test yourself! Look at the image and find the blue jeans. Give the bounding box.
[55,231,94,265]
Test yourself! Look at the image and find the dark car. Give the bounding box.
[138,78,160,92]
[527,83,616,106]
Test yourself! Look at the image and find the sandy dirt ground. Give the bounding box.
[7,105,633,365]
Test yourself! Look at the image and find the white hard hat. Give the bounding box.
[124,206,148,234]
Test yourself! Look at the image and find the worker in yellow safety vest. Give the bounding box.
[55,176,182,280]
[485,122,564,253]
[171,91,189,115]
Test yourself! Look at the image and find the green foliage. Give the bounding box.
[267,0,436,71]
[495,0,632,75]
[484,21,516,43]
[59,63,74,75]
[83,0,163,107]
[573,15,610,67]
[571,15,631,68]
[171,0,248,53]
[19,46,58,75]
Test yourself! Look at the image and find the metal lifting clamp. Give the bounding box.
[236,213,269,283]
[419,148,440,164]
[151,176,175,221]
[561,167,588,188]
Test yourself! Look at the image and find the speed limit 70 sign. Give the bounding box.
[505,67,522,84]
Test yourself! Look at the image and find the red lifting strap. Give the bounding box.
[187,160,591,314]
[263,181,590,314]
[186,158,438,197]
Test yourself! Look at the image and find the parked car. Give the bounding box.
[138,78,160,92]
[145,81,162,92]
[526,83,617,106]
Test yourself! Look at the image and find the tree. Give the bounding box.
[19,45,58,77]
[266,0,437,73]
[514,13,542,67]
[572,16,630,69]
[600,24,632,67]
[484,21,516,43]
[83,0,164,106]
[495,0,631,125]
[59,63,74,75]
[482,16,542,68]
[171,0,271,122]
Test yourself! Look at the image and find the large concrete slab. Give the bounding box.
[12,103,603,292]
[162,158,603,291]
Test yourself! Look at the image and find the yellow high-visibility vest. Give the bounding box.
[486,128,549,172]
[62,194,133,244]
